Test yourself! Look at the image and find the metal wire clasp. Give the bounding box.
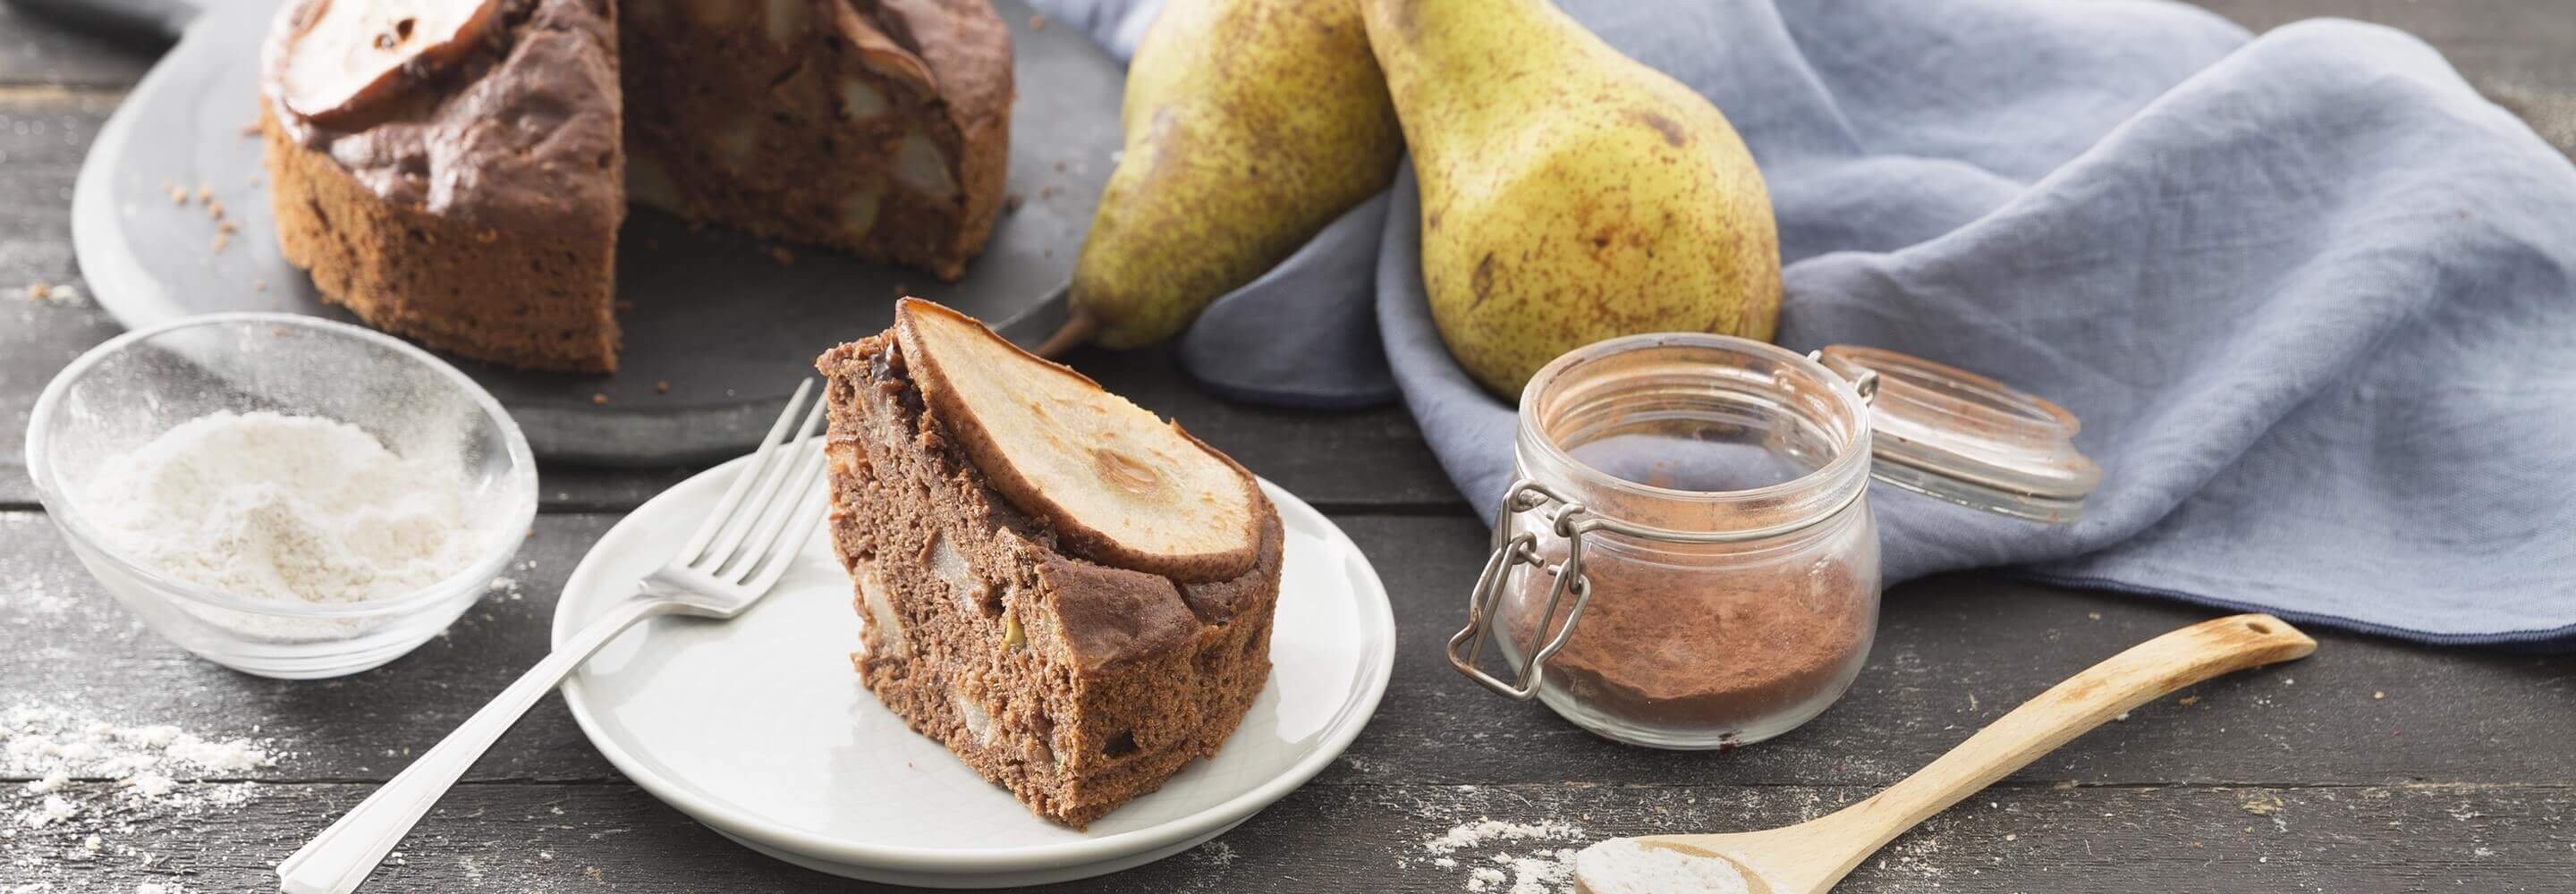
[1446,479,1599,699]
[1811,349,1881,404]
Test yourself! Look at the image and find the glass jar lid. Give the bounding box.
[1817,345,2099,524]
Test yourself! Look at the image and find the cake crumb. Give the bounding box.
[208,200,227,221]
[2374,691,2385,700]
[591,393,609,406]
[168,185,188,205]
[24,281,84,306]
[195,185,212,205]
[614,299,638,312]
[1038,183,1062,200]
[2178,696,2200,707]
[1029,13,1046,30]
[655,381,671,394]
[211,232,232,253]
[767,246,796,266]
[242,121,263,137]
[1004,192,1024,212]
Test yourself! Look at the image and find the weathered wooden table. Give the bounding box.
[4,3,2572,890]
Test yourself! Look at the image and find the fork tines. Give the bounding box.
[675,378,835,593]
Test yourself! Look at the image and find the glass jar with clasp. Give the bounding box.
[1447,333,2102,749]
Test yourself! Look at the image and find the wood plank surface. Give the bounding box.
[0,3,152,89]
[4,780,2570,892]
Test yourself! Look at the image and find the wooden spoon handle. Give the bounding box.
[1816,613,2314,856]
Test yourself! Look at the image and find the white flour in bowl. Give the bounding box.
[79,410,480,605]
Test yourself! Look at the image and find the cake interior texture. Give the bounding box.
[622,0,1011,281]
[260,0,1012,372]
[816,336,1282,829]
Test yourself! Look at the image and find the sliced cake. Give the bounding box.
[260,0,1013,373]
[262,0,627,372]
[816,299,1282,828]
[622,0,1012,281]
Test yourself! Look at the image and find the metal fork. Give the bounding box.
[275,380,837,894]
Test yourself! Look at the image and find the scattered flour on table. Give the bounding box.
[1417,818,1589,893]
[3,704,280,890]
[3,702,280,867]
[4,574,72,619]
[79,411,485,608]
[1194,841,1237,866]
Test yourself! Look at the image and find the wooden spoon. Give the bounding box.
[1573,612,2318,894]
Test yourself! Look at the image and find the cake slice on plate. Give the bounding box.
[815,299,1282,828]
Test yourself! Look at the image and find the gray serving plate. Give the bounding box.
[71,0,1114,463]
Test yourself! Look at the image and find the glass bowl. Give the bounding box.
[24,313,537,679]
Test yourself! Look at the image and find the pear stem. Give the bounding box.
[1033,305,1102,358]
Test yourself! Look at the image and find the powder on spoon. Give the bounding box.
[79,410,482,604]
[1573,839,1752,894]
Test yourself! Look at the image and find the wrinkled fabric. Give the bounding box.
[1038,0,2576,647]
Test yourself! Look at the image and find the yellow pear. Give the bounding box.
[1041,0,1402,355]
[1362,0,1782,396]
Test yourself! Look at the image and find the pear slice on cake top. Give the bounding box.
[891,299,1263,581]
[278,0,502,125]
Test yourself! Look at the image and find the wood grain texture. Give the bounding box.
[1611,614,2319,894]
[0,4,152,89]
[3,780,2570,892]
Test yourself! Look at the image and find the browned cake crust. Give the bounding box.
[261,0,625,373]
[817,336,1281,829]
[262,111,623,373]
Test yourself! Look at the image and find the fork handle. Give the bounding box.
[275,597,682,894]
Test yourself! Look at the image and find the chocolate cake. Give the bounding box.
[816,299,1281,828]
[260,0,1013,373]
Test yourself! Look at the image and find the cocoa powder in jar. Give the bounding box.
[1506,549,1874,737]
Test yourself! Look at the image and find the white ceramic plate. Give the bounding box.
[554,449,1396,888]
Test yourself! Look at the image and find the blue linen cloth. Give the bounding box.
[1035,0,2576,647]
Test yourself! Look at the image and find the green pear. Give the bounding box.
[1363,0,1782,397]
[1041,0,1402,355]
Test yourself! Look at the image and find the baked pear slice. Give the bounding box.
[279,0,502,126]
[893,299,1264,581]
